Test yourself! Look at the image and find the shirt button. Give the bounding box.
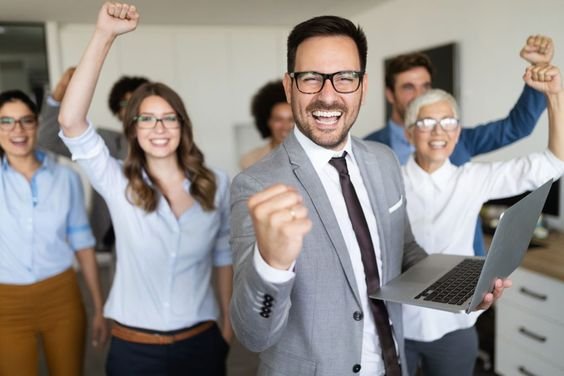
[164,302,170,307]
[352,364,361,373]
[353,311,363,321]
[171,253,177,258]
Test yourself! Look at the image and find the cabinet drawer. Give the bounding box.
[496,339,564,376]
[497,302,564,367]
[504,268,564,323]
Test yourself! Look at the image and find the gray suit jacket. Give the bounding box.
[38,97,128,251]
[230,132,427,376]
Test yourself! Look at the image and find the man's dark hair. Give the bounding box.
[385,52,434,90]
[108,76,149,115]
[287,15,367,73]
[0,89,38,116]
[251,80,287,139]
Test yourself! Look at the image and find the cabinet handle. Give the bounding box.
[518,365,538,376]
[519,287,547,301]
[518,327,546,343]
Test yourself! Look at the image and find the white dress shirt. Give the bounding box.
[60,124,232,331]
[255,126,388,376]
[402,150,564,342]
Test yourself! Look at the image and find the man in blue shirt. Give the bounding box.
[365,35,554,255]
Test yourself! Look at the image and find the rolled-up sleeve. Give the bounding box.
[66,170,95,251]
[213,172,233,267]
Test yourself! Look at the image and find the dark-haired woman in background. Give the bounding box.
[58,3,232,375]
[240,80,294,169]
[0,89,108,376]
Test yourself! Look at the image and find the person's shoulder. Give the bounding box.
[43,151,82,181]
[240,143,271,170]
[234,144,290,185]
[355,136,398,162]
[364,124,388,142]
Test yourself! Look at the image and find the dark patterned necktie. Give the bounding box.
[329,152,401,376]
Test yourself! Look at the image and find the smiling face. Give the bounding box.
[0,100,38,160]
[283,35,367,151]
[134,95,181,161]
[405,100,461,173]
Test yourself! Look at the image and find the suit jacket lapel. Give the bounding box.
[353,138,392,283]
[284,134,362,306]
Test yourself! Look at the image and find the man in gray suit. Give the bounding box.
[38,68,147,251]
[230,16,508,376]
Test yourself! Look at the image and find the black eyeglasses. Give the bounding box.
[412,117,459,132]
[0,116,38,132]
[289,70,365,94]
[133,114,180,129]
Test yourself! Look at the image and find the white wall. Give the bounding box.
[351,0,564,162]
[47,0,564,176]
[47,22,288,177]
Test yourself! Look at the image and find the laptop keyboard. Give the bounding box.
[414,258,485,305]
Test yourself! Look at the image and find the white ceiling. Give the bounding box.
[0,0,387,26]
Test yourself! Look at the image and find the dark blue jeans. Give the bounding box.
[106,322,229,376]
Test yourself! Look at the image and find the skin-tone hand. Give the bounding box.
[248,184,312,270]
[96,2,140,38]
[52,67,76,102]
[91,313,109,348]
[523,64,562,95]
[475,278,512,310]
[520,35,554,65]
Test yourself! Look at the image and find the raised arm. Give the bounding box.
[524,64,564,160]
[457,35,554,158]
[58,2,139,137]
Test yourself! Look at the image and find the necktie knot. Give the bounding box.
[329,152,349,176]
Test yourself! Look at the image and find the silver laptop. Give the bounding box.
[371,179,553,313]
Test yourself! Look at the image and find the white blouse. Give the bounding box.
[402,150,564,341]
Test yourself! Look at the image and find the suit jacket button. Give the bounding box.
[353,311,363,321]
[352,364,361,373]
[261,307,271,314]
[260,312,269,318]
[264,294,274,302]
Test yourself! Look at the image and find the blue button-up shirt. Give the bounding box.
[0,150,95,284]
[60,124,232,331]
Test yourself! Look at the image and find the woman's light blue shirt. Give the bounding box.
[0,150,95,284]
[60,124,232,331]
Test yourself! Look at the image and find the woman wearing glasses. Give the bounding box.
[58,3,232,375]
[0,90,108,375]
[401,65,564,376]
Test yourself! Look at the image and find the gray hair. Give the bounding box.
[404,89,459,127]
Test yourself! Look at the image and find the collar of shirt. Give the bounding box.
[404,154,457,192]
[2,149,52,174]
[292,125,357,171]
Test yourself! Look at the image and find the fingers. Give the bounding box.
[527,64,559,82]
[106,2,139,21]
[527,35,553,55]
[249,185,305,221]
[521,34,554,65]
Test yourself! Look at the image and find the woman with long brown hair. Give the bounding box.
[58,3,232,375]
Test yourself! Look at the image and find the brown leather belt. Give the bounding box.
[111,321,214,345]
